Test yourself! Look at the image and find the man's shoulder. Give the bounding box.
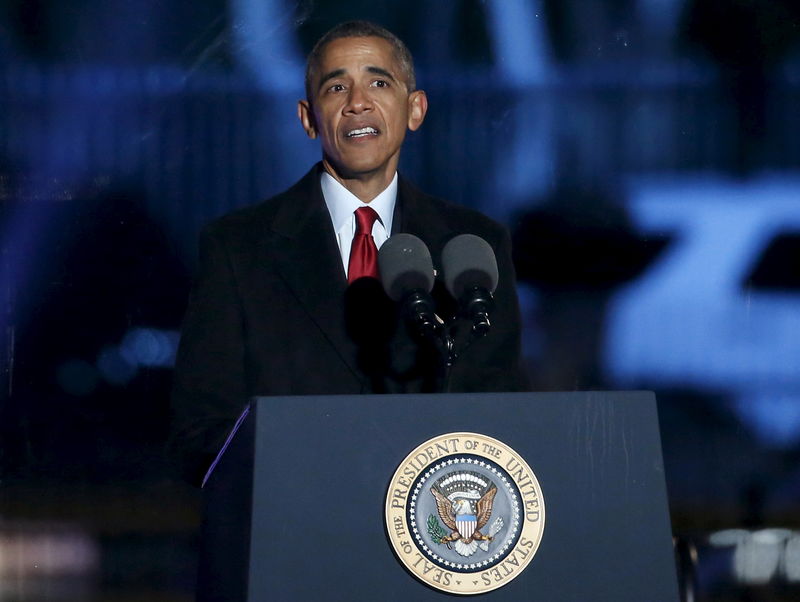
[398,176,508,244]
[201,166,320,241]
[202,196,278,238]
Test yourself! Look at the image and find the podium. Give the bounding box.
[199,392,679,601]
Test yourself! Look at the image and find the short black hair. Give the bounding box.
[305,20,416,100]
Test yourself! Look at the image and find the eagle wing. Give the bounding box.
[431,488,457,531]
[475,486,497,530]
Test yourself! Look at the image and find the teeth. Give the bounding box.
[347,127,378,137]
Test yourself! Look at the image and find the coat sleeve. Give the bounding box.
[169,225,249,486]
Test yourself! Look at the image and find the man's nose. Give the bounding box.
[344,85,373,114]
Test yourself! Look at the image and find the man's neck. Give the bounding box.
[321,160,396,203]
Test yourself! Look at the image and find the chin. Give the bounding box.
[334,158,385,178]
[348,162,384,175]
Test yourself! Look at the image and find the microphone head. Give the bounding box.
[441,234,499,299]
[378,234,435,301]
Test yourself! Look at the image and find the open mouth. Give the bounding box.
[346,127,379,138]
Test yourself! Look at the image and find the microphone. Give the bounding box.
[378,234,440,341]
[441,234,499,337]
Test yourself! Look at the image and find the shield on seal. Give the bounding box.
[457,513,477,539]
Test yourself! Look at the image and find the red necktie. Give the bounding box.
[347,206,380,283]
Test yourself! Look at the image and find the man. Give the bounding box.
[170,21,529,486]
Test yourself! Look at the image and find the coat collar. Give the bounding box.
[270,163,455,253]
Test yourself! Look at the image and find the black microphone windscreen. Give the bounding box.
[378,234,435,301]
[441,234,499,298]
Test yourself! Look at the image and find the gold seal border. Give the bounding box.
[385,432,545,595]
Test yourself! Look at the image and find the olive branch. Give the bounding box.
[427,514,448,544]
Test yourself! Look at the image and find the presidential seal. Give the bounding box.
[385,432,545,595]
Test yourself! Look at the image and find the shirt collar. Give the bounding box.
[320,171,397,234]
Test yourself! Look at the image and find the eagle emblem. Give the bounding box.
[430,470,503,557]
[387,434,545,594]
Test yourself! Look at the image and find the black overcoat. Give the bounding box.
[170,165,529,484]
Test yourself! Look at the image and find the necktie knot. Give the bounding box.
[354,206,379,235]
[348,206,380,283]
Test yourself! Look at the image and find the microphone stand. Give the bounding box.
[401,288,495,393]
[441,288,495,392]
[401,291,456,389]
[461,287,494,338]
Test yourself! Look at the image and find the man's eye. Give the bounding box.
[328,83,346,93]
[372,80,389,88]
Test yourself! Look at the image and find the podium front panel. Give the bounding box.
[204,391,678,601]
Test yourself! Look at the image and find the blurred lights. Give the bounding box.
[708,529,749,547]
[730,393,800,448]
[709,528,800,585]
[119,327,178,367]
[606,176,800,449]
[56,328,179,394]
[734,532,784,584]
[785,536,800,582]
[0,522,99,578]
[96,344,137,385]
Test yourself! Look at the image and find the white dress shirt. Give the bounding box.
[320,171,397,278]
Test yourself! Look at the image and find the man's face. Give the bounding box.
[298,36,427,182]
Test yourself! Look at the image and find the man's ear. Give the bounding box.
[297,100,317,139]
[407,90,428,132]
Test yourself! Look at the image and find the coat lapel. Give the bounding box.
[394,176,462,325]
[394,176,454,272]
[268,167,362,382]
